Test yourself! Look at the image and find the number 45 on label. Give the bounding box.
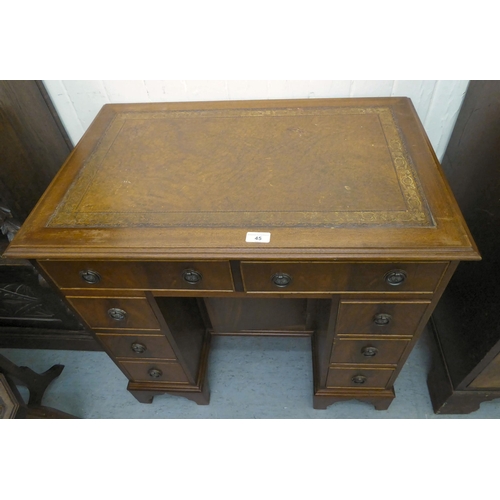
[245,232,271,243]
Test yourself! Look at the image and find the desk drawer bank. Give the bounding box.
[5,98,479,410]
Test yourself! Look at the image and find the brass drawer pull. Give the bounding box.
[79,269,101,284]
[373,313,392,326]
[131,342,147,354]
[148,368,162,379]
[182,269,202,284]
[351,375,367,385]
[385,269,407,286]
[107,308,127,321]
[271,273,292,287]
[361,346,379,357]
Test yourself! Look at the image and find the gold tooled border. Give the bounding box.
[48,106,434,229]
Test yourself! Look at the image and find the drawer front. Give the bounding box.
[119,361,189,383]
[326,367,394,389]
[96,333,176,360]
[40,260,234,291]
[67,297,160,330]
[240,262,447,293]
[336,300,430,335]
[330,338,410,365]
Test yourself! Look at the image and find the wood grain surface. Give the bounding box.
[5,98,479,261]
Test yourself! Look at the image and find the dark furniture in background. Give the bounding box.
[427,81,500,414]
[0,81,71,220]
[0,352,77,418]
[0,80,98,351]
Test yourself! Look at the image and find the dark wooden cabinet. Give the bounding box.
[427,81,500,414]
[5,98,478,409]
[0,81,71,221]
[0,80,97,350]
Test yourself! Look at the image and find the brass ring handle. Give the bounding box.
[107,308,127,321]
[271,273,292,287]
[361,346,378,357]
[80,269,101,284]
[373,313,392,326]
[148,368,162,379]
[131,342,147,354]
[384,269,407,286]
[182,269,202,285]
[351,375,367,385]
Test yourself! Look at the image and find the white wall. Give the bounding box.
[44,80,469,161]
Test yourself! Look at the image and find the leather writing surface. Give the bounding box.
[48,105,432,229]
[4,98,479,261]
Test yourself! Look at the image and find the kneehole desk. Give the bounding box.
[5,98,479,410]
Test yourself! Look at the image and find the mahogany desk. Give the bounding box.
[4,98,479,410]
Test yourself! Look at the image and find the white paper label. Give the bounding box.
[246,232,271,243]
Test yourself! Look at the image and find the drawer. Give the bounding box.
[330,338,410,365]
[67,297,160,330]
[240,261,447,292]
[39,260,234,291]
[326,367,394,389]
[119,360,189,383]
[96,333,176,360]
[336,300,430,335]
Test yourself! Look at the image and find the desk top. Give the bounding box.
[5,98,479,261]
